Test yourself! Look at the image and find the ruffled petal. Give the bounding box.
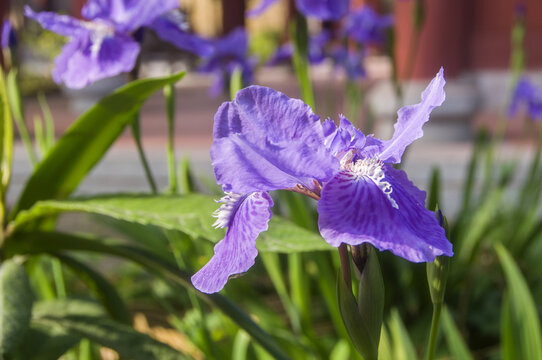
[149,11,213,56]
[191,192,273,293]
[211,86,339,193]
[295,0,350,20]
[56,34,140,89]
[247,0,280,17]
[82,0,178,32]
[379,68,446,164]
[24,6,89,37]
[317,165,453,262]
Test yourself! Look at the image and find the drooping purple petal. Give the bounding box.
[82,0,179,33]
[296,0,350,20]
[317,164,452,262]
[508,77,542,121]
[343,5,394,46]
[24,6,89,37]
[212,86,339,194]
[191,192,273,293]
[247,0,280,17]
[149,10,213,56]
[54,33,140,89]
[379,67,446,164]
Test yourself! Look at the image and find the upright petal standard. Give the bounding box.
[192,68,453,293]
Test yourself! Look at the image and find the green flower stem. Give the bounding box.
[426,302,443,360]
[164,84,177,193]
[291,13,315,110]
[7,71,38,167]
[130,114,158,194]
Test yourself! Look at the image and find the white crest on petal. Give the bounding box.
[342,155,398,209]
[212,192,245,228]
[84,20,115,58]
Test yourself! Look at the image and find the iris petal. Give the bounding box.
[24,7,89,37]
[82,0,179,32]
[149,12,213,56]
[379,68,446,164]
[57,34,140,89]
[191,192,273,293]
[211,86,339,193]
[296,0,349,20]
[317,166,452,262]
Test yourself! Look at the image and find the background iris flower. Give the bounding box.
[508,77,542,121]
[25,0,211,88]
[342,5,394,46]
[192,68,453,293]
[267,30,331,66]
[248,0,350,21]
[331,47,366,80]
[198,27,255,97]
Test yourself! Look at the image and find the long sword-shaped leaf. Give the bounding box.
[5,231,290,360]
[10,72,185,218]
[495,243,542,360]
[0,259,34,357]
[32,299,188,360]
[11,194,331,253]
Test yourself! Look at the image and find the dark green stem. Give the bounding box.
[164,84,177,193]
[130,115,157,194]
[426,303,443,360]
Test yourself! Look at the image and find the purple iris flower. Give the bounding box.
[331,47,366,80]
[508,77,542,121]
[25,1,212,89]
[192,68,453,293]
[343,5,394,46]
[2,19,16,49]
[267,30,331,66]
[248,0,349,21]
[198,28,255,97]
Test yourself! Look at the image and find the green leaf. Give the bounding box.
[388,309,417,360]
[6,231,290,360]
[0,259,34,357]
[441,306,473,360]
[10,322,79,360]
[32,299,188,360]
[55,254,131,324]
[0,70,13,221]
[10,72,185,218]
[495,243,542,360]
[12,194,331,253]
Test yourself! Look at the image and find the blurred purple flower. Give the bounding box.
[248,0,349,20]
[192,68,453,293]
[2,19,16,49]
[25,1,211,88]
[267,30,331,66]
[331,46,366,80]
[508,77,542,121]
[343,5,394,46]
[198,28,255,97]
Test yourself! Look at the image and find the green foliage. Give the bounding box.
[12,194,331,253]
[11,72,185,217]
[496,243,542,360]
[32,299,188,359]
[0,259,34,358]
